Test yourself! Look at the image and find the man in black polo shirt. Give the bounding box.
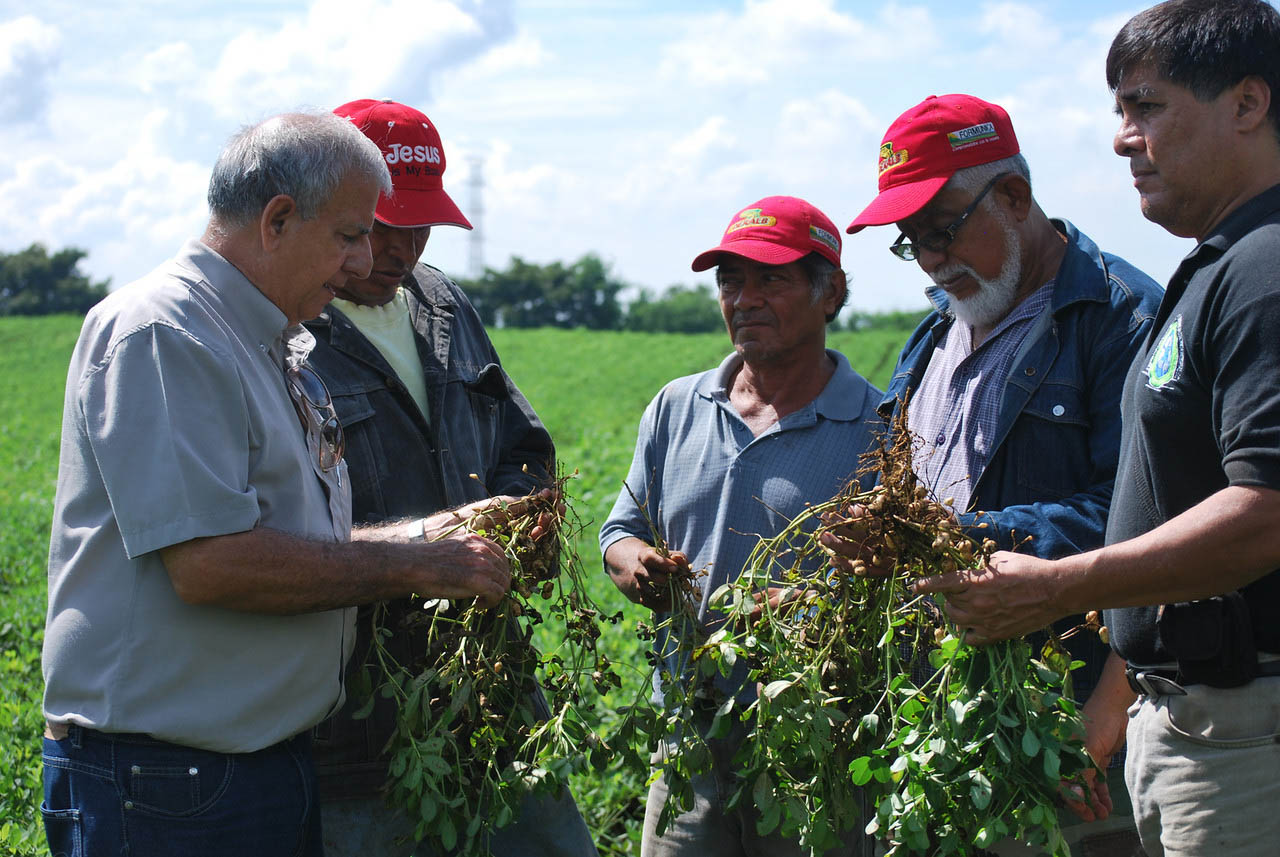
[913,2,1280,855]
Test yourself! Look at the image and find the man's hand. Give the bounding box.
[912,551,1068,644]
[604,536,691,612]
[423,489,562,541]
[818,503,897,577]
[1062,652,1134,822]
[415,529,511,609]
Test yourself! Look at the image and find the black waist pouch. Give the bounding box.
[1158,591,1258,688]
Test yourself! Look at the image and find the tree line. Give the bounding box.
[1,244,929,333]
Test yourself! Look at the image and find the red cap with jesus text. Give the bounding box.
[335,99,472,230]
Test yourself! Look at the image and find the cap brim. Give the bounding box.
[376,188,473,230]
[691,241,808,272]
[845,175,950,234]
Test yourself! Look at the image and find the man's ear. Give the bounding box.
[824,268,847,320]
[259,194,298,251]
[997,173,1033,222]
[1234,75,1273,134]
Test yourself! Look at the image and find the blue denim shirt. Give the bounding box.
[882,220,1163,699]
[303,263,554,800]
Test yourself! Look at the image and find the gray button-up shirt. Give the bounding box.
[43,239,354,753]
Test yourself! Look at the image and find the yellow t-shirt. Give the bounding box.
[330,289,431,423]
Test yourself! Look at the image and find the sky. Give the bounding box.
[0,0,1202,315]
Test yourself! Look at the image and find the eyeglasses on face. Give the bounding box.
[285,363,345,472]
[889,173,1010,261]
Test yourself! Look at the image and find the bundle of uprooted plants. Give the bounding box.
[640,410,1098,856]
[359,472,624,857]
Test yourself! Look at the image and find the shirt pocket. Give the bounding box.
[330,391,389,518]
[448,362,506,467]
[1013,381,1092,502]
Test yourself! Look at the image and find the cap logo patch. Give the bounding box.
[948,122,998,151]
[878,141,908,176]
[809,225,838,253]
[726,208,777,233]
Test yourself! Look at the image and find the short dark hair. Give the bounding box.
[796,252,848,323]
[1106,0,1280,138]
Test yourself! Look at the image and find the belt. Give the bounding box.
[1126,659,1280,696]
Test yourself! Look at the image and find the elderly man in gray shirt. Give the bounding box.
[41,111,511,857]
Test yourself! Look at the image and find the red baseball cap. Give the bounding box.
[334,99,472,230]
[846,94,1020,234]
[692,196,841,272]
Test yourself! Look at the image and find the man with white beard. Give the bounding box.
[830,94,1163,857]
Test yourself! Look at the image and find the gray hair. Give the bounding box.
[207,111,392,228]
[944,153,1032,198]
[797,252,849,323]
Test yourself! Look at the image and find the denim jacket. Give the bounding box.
[303,263,554,799]
[882,220,1162,697]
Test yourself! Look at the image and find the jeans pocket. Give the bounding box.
[125,752,234,817]
[1162,689,1280,748]
[40,802,83,857]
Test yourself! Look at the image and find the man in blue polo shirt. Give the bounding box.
[917,2,1280,855]
[600,196,881,857]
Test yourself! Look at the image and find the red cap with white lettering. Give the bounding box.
[334,99,472,230]
[846,94,1019,233]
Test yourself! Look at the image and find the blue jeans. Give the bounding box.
[42,724,322,857]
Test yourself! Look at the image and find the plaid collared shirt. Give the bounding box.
[907,281,1055,513]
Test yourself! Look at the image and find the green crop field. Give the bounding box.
[0,315,907,855]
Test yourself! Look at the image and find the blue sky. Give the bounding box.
[1,0,1201,313]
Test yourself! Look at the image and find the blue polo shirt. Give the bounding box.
[600,349,882,701]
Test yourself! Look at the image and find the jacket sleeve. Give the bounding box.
[956,303,1154,560]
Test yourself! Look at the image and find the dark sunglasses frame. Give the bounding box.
[286,364,345,472]
[889,173,1010,261]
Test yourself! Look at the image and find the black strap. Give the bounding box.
[1127,658,1280,695]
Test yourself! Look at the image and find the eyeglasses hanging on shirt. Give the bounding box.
[285,363,345,472]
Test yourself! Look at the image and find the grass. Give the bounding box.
[0,316,907,854]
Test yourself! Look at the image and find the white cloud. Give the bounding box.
[137,42,200,96]
[0,16,61,124]
[659,0,937,87]
[202,0,516,117]
[0,108,209,286]
[460,29,549,78]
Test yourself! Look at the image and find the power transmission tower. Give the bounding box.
[467,156,485,279]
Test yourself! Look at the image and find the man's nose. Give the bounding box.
[345,235,374,280]
[1113,114,1144,158]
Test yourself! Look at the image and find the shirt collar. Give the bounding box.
[175,239,290,351]
[1196,182,1280,259]
[697,348,871,422]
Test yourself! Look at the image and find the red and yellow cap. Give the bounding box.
[846,94,1020,234]
[692,196,841,272]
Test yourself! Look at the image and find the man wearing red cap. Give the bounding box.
[302,100,595,857]
[828,94,1163,855]
[600,196,881,857]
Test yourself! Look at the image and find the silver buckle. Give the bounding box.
[1128,668,1188,697]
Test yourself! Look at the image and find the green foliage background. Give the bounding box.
[0,316,908,855]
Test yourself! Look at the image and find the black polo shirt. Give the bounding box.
[1106,184,1280,665]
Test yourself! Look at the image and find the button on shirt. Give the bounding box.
[43,239,354,754]
[600,349,882,702]
[908,282,1054,513]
